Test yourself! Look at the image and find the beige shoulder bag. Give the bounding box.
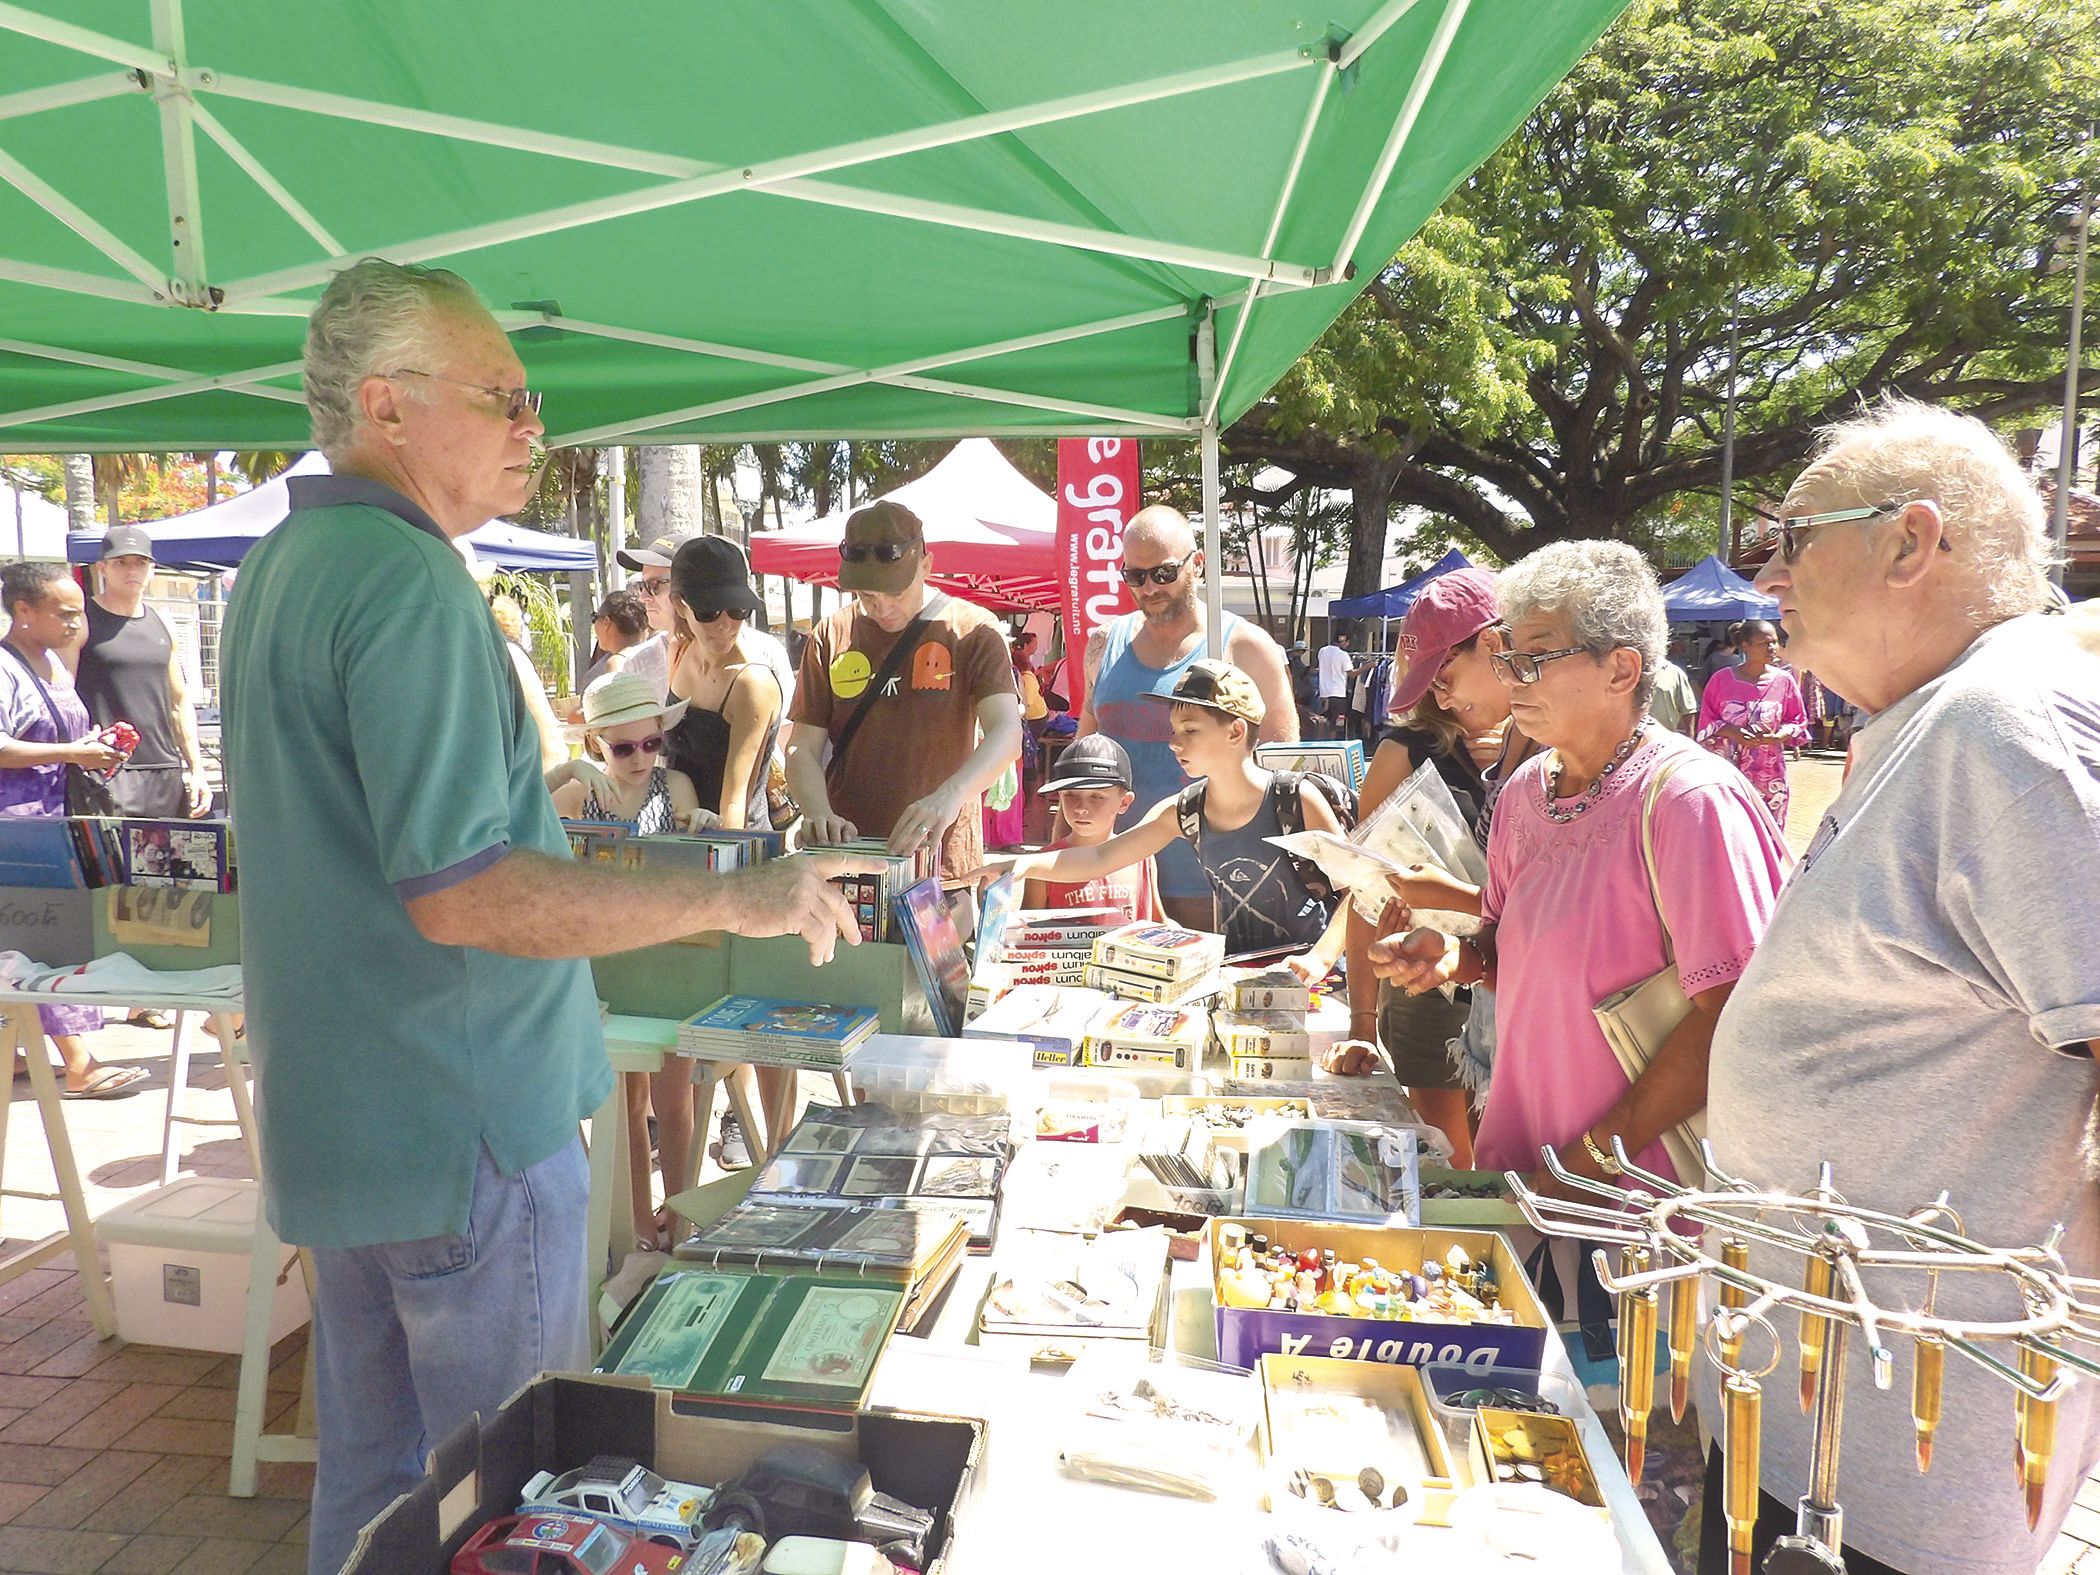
[1590,753,1708,1186]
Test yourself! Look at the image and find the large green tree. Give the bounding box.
[1228,0,2100,592]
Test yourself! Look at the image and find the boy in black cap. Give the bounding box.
[1024,734,1162,923]
[992,659,1350,960]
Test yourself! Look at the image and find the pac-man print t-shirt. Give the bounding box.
[791,591,1016,871]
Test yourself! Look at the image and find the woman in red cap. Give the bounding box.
[1345,567,1536,1165]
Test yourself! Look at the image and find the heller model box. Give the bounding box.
[1214,1010,1313,1061]
[963,984,1113,1067]
[1207,1219,1550,1374]
[345,1372,984,1575]
[93,1177,309,1355]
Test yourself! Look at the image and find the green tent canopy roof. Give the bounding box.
[0,0,1626,451]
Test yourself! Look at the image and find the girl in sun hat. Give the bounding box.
[547,670,705,833]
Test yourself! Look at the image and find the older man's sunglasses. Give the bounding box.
[1120,550,1195,587]
[389,368,542,423]
[1768,499,1950,565]
[840,541,919,564]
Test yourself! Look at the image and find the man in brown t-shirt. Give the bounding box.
[785,500,1021,871]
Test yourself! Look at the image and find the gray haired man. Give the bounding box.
[1701,399,2100,1575]
[220,258,857,1575]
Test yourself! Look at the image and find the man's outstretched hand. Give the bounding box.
[729,854,862,966]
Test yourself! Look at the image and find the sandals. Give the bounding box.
[126,1010,173,1031]
[61,1065,149,1100]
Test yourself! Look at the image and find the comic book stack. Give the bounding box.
[1081,921,1225,1006]
[677,995,881,1070]
[1211,965,1315,1081]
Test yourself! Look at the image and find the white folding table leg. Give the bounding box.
[9,1006,117,1337]
[160,1010,194,1185]
[584,1076,623,1349]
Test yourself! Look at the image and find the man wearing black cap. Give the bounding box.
[75,524,211,820]
[786,500,1021,870]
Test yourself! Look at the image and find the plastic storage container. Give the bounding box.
[1421,1362,1584,1452]
[844,1033,1034,1115]
[93,1177,310,1354]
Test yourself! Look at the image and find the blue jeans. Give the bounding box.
[305,1139,589,1575]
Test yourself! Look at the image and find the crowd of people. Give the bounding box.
[2,254,2085,1575]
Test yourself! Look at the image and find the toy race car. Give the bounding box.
[452,1512,688,1574]
[519,1455,714,1547]
[703,1444,933,1567]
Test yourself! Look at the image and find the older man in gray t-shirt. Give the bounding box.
[1702,401,2100,1575]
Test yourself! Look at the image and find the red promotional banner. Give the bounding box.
[1054,437,1140,716]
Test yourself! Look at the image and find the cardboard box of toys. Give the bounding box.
[1208,1219,1550,1374]
[343,1372,983,1575]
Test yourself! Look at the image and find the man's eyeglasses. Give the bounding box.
[636,576,670,598]
[840,541,920,565]
[388,368,543,423]
[1769,499,1949,565]
[689,607,750,626]
[601,733,665,760]
[1490,644,1589,685]
[1119,551,1195,588]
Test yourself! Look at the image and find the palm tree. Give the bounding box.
[229,451,299,487]
[60,456,94,530]
[90,454,148,527]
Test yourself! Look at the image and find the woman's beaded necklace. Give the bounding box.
[1542,718,1648,824]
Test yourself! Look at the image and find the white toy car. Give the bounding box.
[516,1455,714,1546]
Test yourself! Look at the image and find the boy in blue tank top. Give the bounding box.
[990,660,1349,963]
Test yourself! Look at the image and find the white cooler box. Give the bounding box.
[93,1177,309,1354]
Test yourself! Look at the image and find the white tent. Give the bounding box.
[0,483,70,561]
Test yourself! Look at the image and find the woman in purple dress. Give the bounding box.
[0,562,145,1098]
[1696,618,1810,828]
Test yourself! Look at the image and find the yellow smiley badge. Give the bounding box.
[830,650,874,699]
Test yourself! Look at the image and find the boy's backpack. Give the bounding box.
[1175,769,1359,905]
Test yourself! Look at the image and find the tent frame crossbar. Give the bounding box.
[0,71,133,123]
[148,0,209,306]
[1329,0,1471,276]
[0,356,304,434]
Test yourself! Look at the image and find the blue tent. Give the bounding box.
[65,453,596,574]
[1660,554,1778,621]
[1326,548,1473,620]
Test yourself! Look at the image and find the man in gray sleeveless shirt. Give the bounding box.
[1701,399,2100,1575]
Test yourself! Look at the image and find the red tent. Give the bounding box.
[749,440,1058,610]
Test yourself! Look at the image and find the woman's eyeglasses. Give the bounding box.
[689,607,751,625]
[1490,645,1589,685]
[840,541,919,564]
[1119,551,1195,587]
[601,733,666,760]
[387,368,542,423]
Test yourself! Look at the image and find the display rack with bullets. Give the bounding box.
[1506,1140,2100,1575]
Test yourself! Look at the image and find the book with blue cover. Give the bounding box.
[0,815,82,889]
[676,994,881,1068]
[892,877,971,1037]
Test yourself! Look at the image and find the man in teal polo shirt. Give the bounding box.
[221,258,857,1575]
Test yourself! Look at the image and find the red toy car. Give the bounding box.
[452,1512,688,1574]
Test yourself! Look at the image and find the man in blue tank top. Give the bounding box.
[1078,505,1298,928]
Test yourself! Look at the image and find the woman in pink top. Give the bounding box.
[1696,617,1810,827]
[1372,541,1790,1190]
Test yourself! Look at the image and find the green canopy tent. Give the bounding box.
[0,0,1626,640]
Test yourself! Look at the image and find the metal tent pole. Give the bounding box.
[1197,311,1225,658]
[2052,189,2092,585]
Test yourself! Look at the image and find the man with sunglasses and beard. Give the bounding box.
[786,499,1022,870]
[221,258,860,1575]
[1080,505,1297,930]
